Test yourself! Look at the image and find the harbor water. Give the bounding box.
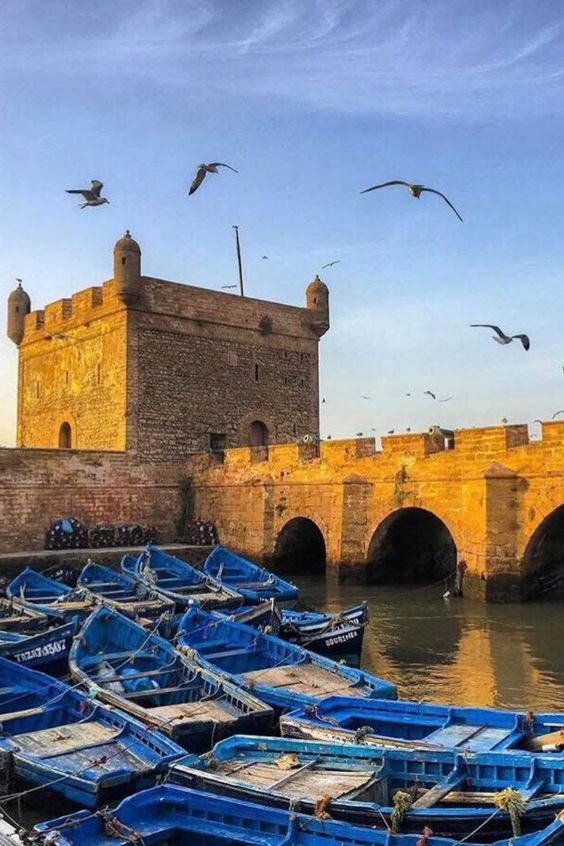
[298,574,564,712]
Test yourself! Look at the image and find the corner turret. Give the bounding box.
[7,281,31,345]
[306,275,329,337]
[113,230,141,305]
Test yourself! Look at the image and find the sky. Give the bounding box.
[1,0,564,445]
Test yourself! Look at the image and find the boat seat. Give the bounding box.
[205,648,250,660]
[411,770,466,808]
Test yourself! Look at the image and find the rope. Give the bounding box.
[493,788,525,838]
[391,790,413,833]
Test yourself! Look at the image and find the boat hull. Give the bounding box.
[0,620,77,674]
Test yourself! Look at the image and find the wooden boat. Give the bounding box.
[121,544,242,611]
[172,734,564,841]
[70,605,274,750]
[177,606,396,710]
[33,783,564,846]
[6,568,98,622]
[0,619,77,674]
[77,560,175,621]
[204,545,300,605]
[228,601,368,661]
[0,656,183,808]
[0,596,50,634]
[281,695,564,754]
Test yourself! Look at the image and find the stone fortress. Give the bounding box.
[3,231,564,602]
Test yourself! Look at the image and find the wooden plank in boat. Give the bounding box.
[151,701,234,723]
[242,665,365,697]
[522,728,564,751]
[411,773,466,809]
[218,758,374,798]
[11,722,119,757]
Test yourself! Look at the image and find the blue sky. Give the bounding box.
[1,0,564,445]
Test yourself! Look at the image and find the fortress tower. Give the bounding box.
[8,232,329,457]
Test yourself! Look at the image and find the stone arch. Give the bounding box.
[273,516,326,574]
[522,504,564,598]
[367,507,457,584]
[248,420,269,447]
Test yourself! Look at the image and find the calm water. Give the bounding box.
[297,574,564,711]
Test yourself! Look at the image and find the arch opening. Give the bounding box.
[248,420,269,447]
[58,422,72,449]
[522,505,564,599]
[367,507,456,584]
[273,517,326,574]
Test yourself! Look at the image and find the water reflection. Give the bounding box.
[297,575,564,711]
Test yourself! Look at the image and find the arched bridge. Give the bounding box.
[187,422,564,602]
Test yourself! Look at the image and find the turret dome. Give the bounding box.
[306,275,328,298]
[113,230,141,254]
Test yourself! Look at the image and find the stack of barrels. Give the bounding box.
[182,519,218,546]
[45,519,159,550]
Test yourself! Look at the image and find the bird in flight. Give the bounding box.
[424,390,436,399]
[356,432,363,437]
[501,417,508,424]
[321,260,341,269]
[533,419,543,424]
[470,324,530,350]
[221,284,237,290]
[387,429,395,434]
[261,256,269,260]
[552,410,564,420]
[189,163,238,195]
[360,181,463,221]
[360,395,371,400]
[66,180,109,208]
[322,397,326,403]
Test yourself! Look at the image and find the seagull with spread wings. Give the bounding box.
[552,411,564,420]
[470,324,530,350]
[361,180,463,221]
[221,284,237,290]
[66,180,109,208]
[189,162,238,195]
[321,260,341,269]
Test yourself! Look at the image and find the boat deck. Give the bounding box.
[151,701,236,724]
[242,664,365,697]
[216,756,373,801]
[10,722,119,757]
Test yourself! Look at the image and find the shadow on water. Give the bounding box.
[296,573,564,711]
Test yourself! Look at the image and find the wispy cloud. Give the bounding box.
[1,0,564,119]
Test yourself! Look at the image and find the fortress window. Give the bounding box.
[254,364,260,382]
[121,257,126,265]
[96,363,102,385]
[249,420,269,447]
[35,380,40,398]
[293,422,297,434]
[58,422,72,449]
[63,369,69,387]
[300,378,304,387]
[210,432,227,452]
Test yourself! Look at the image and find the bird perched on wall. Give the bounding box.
[321,260,341,269]
[356,432,363,436]
[470,324,530,350]
[360,180,463,221]
[387,429,395,434]
[66,180,109,208]
[189,163,238,195]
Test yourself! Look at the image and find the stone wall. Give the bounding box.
[186,423,564,601]
[0,447,184,553]
[17,281,128,450]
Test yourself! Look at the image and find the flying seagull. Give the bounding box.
[66,180,109,208]
[356,432,363,436]
[552,410,564,420]
[470,324,530,351]
[16,278,23,283]
[221,284,237,289]
[439,396,453,402]
[189,162,238,195]
[501,417,508,424]
[424,390,436,399]
[322,398,326,403]
[360,395,371,400]
[360,181,463,222]
[387,429,395,434]
[321,260,341,269]
[261,256,269,260]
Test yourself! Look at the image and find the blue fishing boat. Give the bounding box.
[6,568,98,622]
[0,619,77,674]
[172,734,564,841]
[33,784,564,846]
[204,545,300,604]
[227,601,368,661]
[177,606,396,710]
[70,605,274,750]
[77,560,175,621]
[0,596,50,633]
[0,656,183,808]
[281,695,564,754]
[121,544,242,611]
